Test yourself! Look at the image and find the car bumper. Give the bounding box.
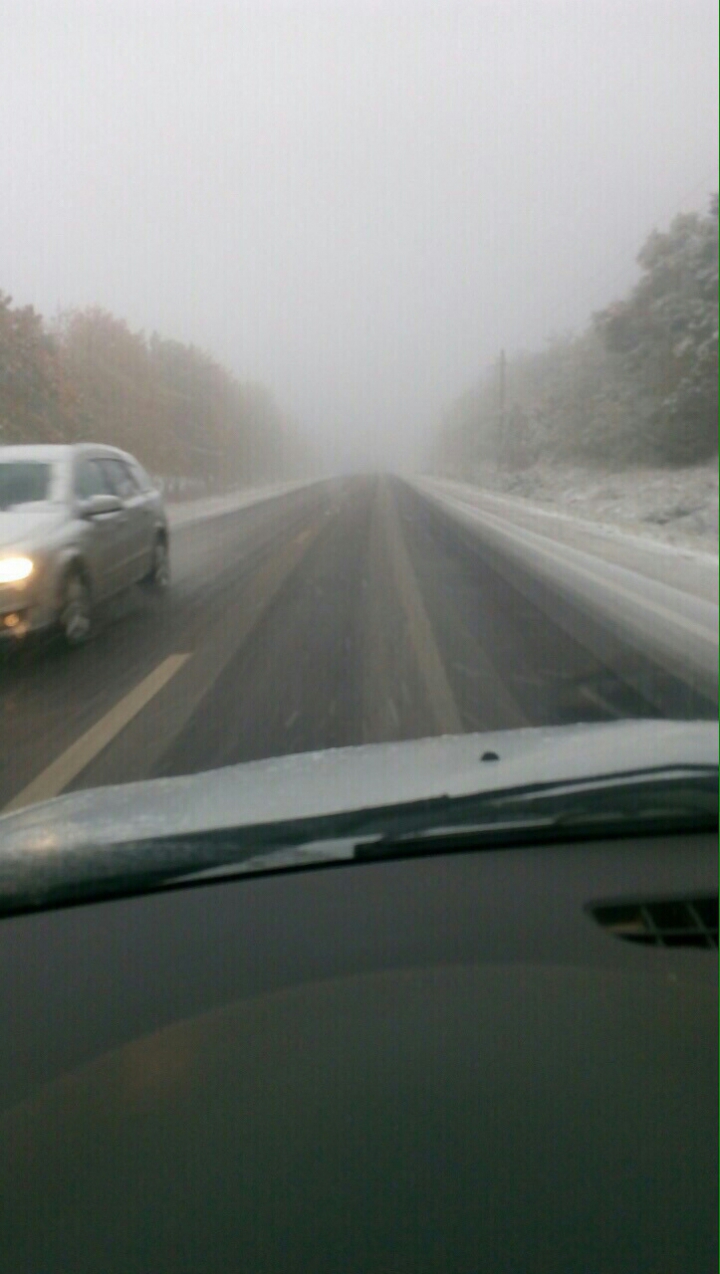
[0,582,56,640]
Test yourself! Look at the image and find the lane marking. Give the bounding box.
[378,482,463,735]
[62,513,328,789]
[4,654,190,813]
[424,486,718,646]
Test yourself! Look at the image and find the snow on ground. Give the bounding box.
[167,479,312,528]
[420,465,718,605]
[450,460,719,554]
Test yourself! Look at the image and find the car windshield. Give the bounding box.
[0,0,716,839]
[0,462,52,510]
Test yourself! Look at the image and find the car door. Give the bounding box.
[73,457,130,598]
[97,459,151,587]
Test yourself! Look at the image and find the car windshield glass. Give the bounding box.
[0,462,51,509]
[0,0,716,847]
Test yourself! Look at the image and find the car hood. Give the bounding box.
[0,719,715,863]
[0,506,66,551]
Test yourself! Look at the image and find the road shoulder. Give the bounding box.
[418,476,718,604]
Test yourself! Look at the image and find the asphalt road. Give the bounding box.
[1,476,716,812]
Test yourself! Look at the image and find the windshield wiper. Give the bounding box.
[2,754,713,917]
[0,764,716,917]
[354,766,718,859]
[173,764,718,876]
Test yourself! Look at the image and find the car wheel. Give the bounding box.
[59,569,93,647]
[142,535,170,593]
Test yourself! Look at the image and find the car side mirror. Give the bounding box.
[80,493,123,518]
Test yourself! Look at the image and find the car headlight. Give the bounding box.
[0,556,34,584]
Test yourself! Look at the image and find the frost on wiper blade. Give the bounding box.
[354,765,718,859]
[0,762,716,917]
[140,765,719,880]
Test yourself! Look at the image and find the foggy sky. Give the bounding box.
[2,0,718,471]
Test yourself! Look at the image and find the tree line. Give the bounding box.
[437,194,718,473]
[0,296,310,488]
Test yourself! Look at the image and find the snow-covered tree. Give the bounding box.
[435,195,719,474]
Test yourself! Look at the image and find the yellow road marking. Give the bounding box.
[14,515,327,795]
[378,482,463,735]
[4,654,190,813]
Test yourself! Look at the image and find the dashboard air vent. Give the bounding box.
[590,895,718,950]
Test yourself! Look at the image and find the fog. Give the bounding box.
[2,0,718,472]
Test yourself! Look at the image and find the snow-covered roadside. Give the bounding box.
[412,475,718,697]
[441,461,718,553]
[167,479,314,529]
[418,474,718,605]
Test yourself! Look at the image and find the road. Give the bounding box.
[1,476,717,812]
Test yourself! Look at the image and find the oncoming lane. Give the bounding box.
[0,480,335,808]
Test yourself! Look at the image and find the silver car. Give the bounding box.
[0,444,170,646]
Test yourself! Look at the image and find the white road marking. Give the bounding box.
[4,654,190,812]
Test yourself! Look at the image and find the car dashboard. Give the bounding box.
[0,829,716,1273]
